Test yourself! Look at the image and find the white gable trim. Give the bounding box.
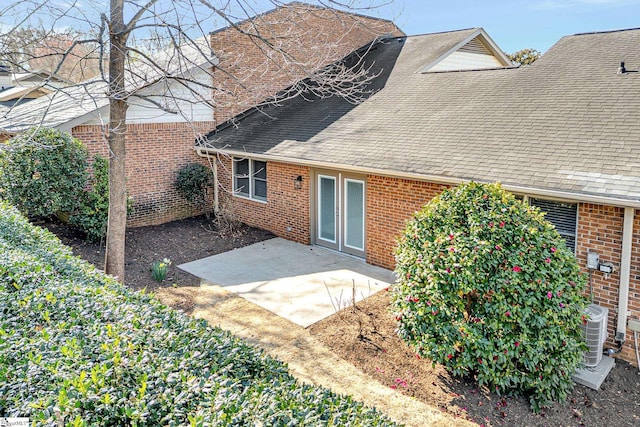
[58,105,109,132]
[419,28,512,73]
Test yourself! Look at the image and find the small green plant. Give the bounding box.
[0,127,88,218]
[174,163,213,217]
[151,258,171,282]
[391,182,588,412]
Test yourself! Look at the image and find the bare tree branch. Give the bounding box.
[0,0,399,281]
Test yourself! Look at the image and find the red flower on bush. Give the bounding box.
[505,311,511,317]
[547,291,553,299]
[499,221,505,227]
[515,342,520,348]
[447,354,453,360]
[512,266,522,273]
[551,246,557,253]
[545,258,551,264]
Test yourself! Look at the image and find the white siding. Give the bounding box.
[126,68,213,124]
[428,50,504,72]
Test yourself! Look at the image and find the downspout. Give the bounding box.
[616,207,634,343]
[213,155,219,214]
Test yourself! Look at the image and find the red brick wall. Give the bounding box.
[72,122,215,227]
[366,175,449,269]
[216,156,310,243]
[629,211,640,364]
[216,163,640,365]
[210,4,402,124]
[575,204,628,358]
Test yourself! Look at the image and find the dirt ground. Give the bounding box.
[43,215,274,313]
[44,216,640,427]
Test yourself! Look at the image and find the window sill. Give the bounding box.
[233,194,268,204]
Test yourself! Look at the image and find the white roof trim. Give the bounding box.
[58,105,109,132]
[418,28,513,73]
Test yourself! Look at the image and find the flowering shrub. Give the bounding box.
[391,182,588,411]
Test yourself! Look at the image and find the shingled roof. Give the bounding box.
[201,27,640,206]
[0,37,215,134]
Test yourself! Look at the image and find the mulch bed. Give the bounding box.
[43,216,640,427]
[42,215,274,312]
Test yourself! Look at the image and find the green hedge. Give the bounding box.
[0,128,88,218]
[0,202,396,426]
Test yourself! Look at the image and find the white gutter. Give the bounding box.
[617,207,635,341]
[196,147,640,209]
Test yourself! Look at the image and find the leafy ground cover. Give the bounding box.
[44,215,640,426]
[0,204,396,426]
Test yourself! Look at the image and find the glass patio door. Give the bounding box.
[317,174,338,250]
[315,172,365,257]
[343,179,365,254]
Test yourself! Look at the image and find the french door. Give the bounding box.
[316,171,365,257]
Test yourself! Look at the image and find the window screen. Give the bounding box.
[233,159,250,197]
[233,158,267,201]
[530,198,577,252]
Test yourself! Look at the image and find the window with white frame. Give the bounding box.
[233,158,267,201]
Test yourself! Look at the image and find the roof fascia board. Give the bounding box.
[475,29,512,66]
[419,28,512,73]
[198,147,640,208]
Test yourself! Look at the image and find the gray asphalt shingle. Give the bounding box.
[204,27,640,203]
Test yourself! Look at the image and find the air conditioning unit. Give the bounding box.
[581,304,608,367]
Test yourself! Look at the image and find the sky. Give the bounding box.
[346,0,640,53]
[1,0,638,55]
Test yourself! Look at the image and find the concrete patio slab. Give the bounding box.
[178,237,395,327]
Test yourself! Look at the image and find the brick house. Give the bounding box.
[198,27,640,365]
[0,2,400,226]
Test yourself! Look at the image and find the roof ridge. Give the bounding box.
[571,27,640,37]
[406,27,479,38]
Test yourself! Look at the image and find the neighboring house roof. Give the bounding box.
[209,1,400,37]
[0,38,216,134]
[0,85,54,102]
[0,79,108,132]
[201,27,640,207]
[12,70,71,86]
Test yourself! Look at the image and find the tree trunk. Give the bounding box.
[104,0,128,282]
